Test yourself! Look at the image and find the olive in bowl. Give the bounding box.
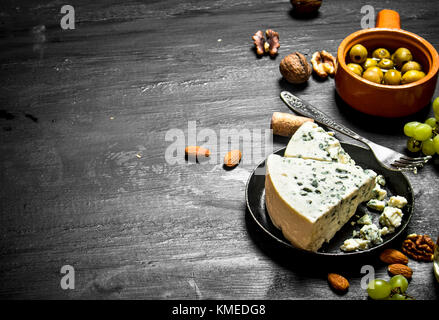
[335,9,439,117]
[347,45,425,86]
[349,44,368,64]
[383,69,402,85]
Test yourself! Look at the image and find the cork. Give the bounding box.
[270,112,313,137]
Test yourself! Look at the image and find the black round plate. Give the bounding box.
[245,143,414,256]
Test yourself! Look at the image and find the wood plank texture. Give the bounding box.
[0,0,438,299]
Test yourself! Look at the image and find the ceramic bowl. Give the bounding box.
[335,9,439,117]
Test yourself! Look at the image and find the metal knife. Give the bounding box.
[280,91,431,171]
[279,91,364,141]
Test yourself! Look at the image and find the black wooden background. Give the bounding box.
[0,0,438,300]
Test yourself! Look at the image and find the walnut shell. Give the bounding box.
[291,0,322,14]
[279,52,312,84]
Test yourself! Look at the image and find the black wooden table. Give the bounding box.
[0,0,438,300]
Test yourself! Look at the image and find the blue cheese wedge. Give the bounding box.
[366,199,386,211]
[379,206,403,232]
[265,154,376,252]
[387,196,408,209]
[284,122,354,164]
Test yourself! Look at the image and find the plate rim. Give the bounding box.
[245,142,414,256]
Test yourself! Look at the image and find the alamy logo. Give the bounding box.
[360,264,375,289]
[60,5,75,30]
[164,121,273,171]
[60,265,75,290]
[361,5,375,29]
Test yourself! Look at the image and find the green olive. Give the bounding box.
[362,58,378,70]
[383,69,401,85]
[347,63,363,76]
[401,61,422,74]
[363,68,382,84]
[372,48,391,60]
[401,70,425,84]
[377,58,394,70]
[366,66,384,80]
[349,44,368,64]
[392,47,413,68]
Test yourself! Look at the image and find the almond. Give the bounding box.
[224,150,242,167]
[388,264,413,279]
[379,249,408,265]
[185,146,210,159]
[327,273,349,292]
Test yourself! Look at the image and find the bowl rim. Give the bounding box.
[337,27,439,89]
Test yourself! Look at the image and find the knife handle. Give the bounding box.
[280,91,369,144]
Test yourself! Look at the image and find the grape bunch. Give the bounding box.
[367,275,413,300]
[403,97,439,156]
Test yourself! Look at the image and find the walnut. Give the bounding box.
[279,52,312,84]
[291,0,322,14]
[264,29,280,57]
[401,234,435,262]
[252,29,280,57]
[252,30,265,56]
[311,50,337,78]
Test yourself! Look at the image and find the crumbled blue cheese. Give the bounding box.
[340,238,370,252]
[387,196,408,209]
[376,175,386,186]
[380,227,390,236]
[341,223,384,251]
[366,199,386,211]
[357,213,372,225]
[372,184,387,200]
[359,224,383,245]
[379,206,403,231]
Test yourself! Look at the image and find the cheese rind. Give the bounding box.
[284,122,354,164]
[265,155,376,251]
